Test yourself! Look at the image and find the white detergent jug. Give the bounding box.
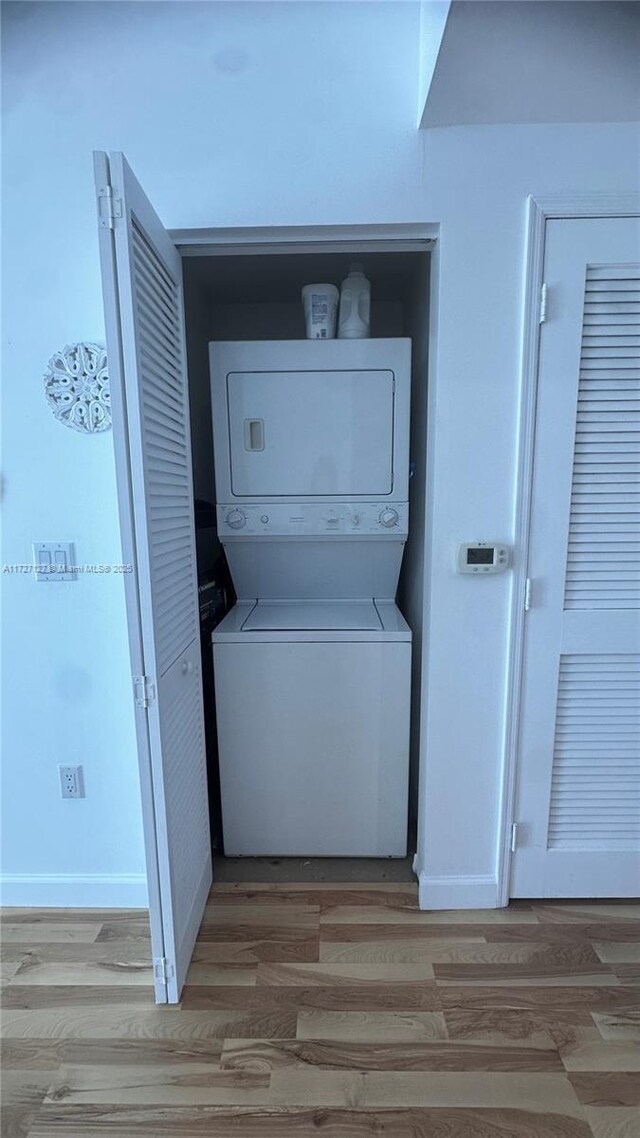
[338,263,371,339]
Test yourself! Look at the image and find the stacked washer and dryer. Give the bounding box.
[210,339,412,857]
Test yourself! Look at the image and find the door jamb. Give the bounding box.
[171,222,437,256]
[496,191,640,908]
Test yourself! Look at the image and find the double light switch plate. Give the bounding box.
[33,542,76,582]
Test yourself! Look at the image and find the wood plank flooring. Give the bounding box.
[1,886,639,1137]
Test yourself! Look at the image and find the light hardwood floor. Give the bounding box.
[1,885,639,1137]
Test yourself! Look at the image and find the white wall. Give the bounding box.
[416,121,640,907]
[418,1,451,124]
[3,1,638,911]
[0,0,422,906]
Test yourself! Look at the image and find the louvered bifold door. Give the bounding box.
[566,265,640,610]
[512,216,640,899]
[94,152,211,1001]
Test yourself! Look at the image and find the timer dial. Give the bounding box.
[225,508,247,530]
[379,508,399,528]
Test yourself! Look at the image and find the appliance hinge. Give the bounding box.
[510,822,519,853]
[539,283,548,324]
[153,956,174,986]
[133,674,155,708]
[97,184,123,230]
[523,577,532,612]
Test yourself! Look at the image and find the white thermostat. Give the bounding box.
[457,542,510,574]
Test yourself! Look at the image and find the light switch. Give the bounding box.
[33,542,76,582]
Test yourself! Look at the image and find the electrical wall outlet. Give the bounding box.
[59,765,84,799]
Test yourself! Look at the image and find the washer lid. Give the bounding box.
[241,599,383,632]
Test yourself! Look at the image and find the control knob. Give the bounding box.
[379,508,399,528]
[225,508,247,530]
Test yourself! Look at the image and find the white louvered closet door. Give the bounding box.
[512,216,640,898]
[94,153,211,1001]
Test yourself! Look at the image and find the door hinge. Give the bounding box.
[154,957,174,986]
[133,675,155,708]
[97,185,123,230]
[539,283,548,324]
[524,577,532,612]
[510,822,519,853]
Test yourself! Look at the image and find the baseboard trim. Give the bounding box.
[0,873,148,908]
[416,872,499,910]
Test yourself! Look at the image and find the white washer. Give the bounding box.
[213,600,411,856]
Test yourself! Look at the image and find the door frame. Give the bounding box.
[173,220,439,879]
[497,192,640,907]
[170,223,437,256]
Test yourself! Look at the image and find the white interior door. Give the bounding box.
[512,215,640,898]
[94,152,211,1001]
[227,369,395,496]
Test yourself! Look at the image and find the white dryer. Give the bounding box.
[209,339,412,857]
[211,339,410,507]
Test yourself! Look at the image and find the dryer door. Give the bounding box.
[227,368,394,497]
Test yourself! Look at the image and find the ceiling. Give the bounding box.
[421,1,640,127]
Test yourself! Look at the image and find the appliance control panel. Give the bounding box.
[457,542,511,574]
[217,502,408,538]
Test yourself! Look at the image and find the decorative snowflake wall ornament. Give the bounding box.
[44,343,111,433]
